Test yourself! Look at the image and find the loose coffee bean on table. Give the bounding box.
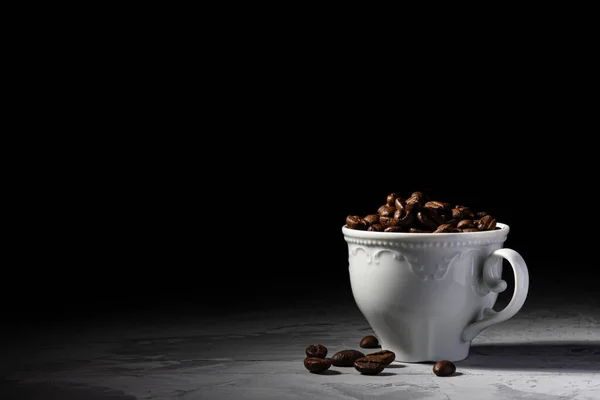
[359,335,380,349]
[305,344,327,358]
[365,349,396,365]
[304,357,331,373]
[346,191,498,234]
[330,349,365,367]
[354,356,385,375]
[432,360,456,376]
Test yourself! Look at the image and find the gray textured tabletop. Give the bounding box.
[1,293,599,400]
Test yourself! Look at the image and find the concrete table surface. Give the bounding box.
[1,294,599,400]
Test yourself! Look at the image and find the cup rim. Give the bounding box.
[342,222,509,240]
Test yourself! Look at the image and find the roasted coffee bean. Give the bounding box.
[368,223,385,232]
[410,228,433,233]
[379,216,399,228]
[417,211,439,230]
[455,205,475,219]
[462,208,475,219]
[423,206,445,225]
[306,344,328,358]
[384,226,404,232]
[386,193,399,206]
[363,214,380,226]
[378,204,396,217]
[433,223,454,233]
[457,219,475,230]
[406,192,424,205]
[433,360,456,377]
[345,191,497,234]
[394,197,405,213]
[393,208,403,220]
[359,335,380,348]
[446,219,459,227]
[366,350,396,365]
[477,215,497,231]
[451,208,464,220]
[346,215,367,230]
[354,357,385,375]
[330,350,365,367]
[396,202,417,227]
[404,200,420,215]
[304,357,331,373]
[425,201,451,210]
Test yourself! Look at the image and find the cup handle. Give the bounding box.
[461,248,529,342]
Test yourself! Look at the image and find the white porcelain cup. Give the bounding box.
[342,223,529,362]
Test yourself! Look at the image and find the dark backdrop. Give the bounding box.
[7,135,597,327]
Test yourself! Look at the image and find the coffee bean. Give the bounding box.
[306,344,327,358]
[346,215,367,230]
[462,208,475,219]
[433,223,454,233]
[433,360,456,376]
[425,201,451,210]
[368,223,385,232]
[406,192,424,205]
[455,205,475,219]
[457,219,475,230]
[423,206,445,225]
[384,226,404,232]
[404,200,420,214]
[417,211,439,230]
[451,208,464,220]
[330,349,365,367]
[304,357,331,373]
[445,219,459,227]
[393,208,403,220]
[378,204,396,217]
[477,215,497,231]
[359,335,380,349]
[363,214,380,226]
[386,193,400,206]
[354,357,385,375]
[366,349,396,365]
[396,202,417,226]
[379,216,398,228]
[410,228,433,233]
[345,191,498,234]
[394,197,405,213]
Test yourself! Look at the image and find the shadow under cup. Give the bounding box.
[342,223,529,363]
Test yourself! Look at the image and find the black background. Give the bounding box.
[7,132,598,327]
[4,60,599,327]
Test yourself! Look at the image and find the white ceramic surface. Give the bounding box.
[342,223,529,362]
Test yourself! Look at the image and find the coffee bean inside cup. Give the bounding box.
[432,360,456,376]
[346,191,497,233]
[304,357,331,373]
[305,344,328,358]
[359,335,380,348]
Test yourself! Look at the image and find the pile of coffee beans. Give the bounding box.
[303,335,457,377]
[346,191,497,233]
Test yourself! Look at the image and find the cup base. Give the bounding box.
[382,341,471,363]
